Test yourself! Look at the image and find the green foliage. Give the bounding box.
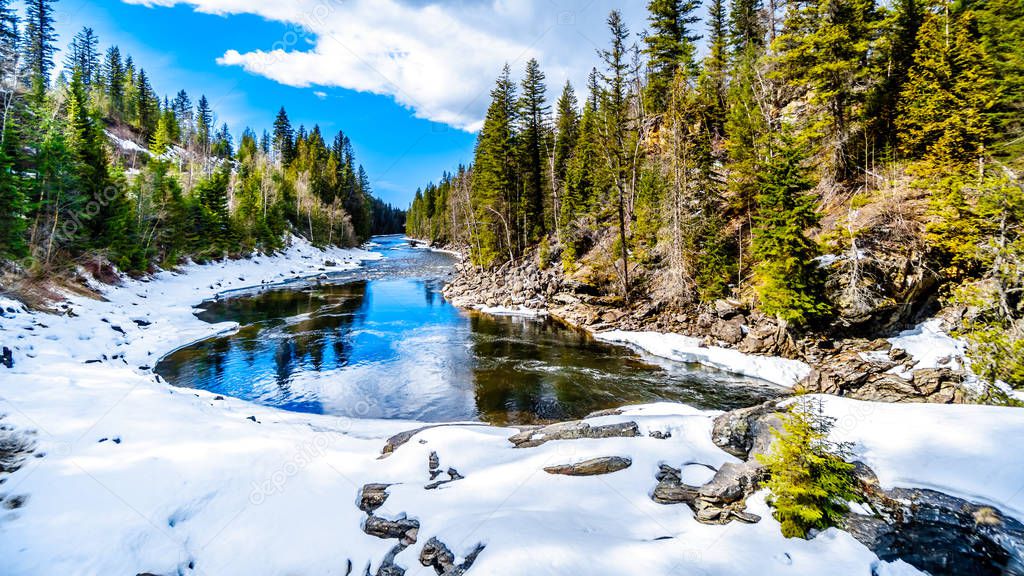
[929,173,1024,388]
[0,145,27,259]
[773,0,879,178]
[644,0,701,114]
[757,401,859,539]
[752,132,831,325]
[470,65,519,267]
[897,7,997,169]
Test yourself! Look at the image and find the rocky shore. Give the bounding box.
[441,256,973,404]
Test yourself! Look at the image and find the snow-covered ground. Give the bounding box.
[0,241,1020,575]
[596,330,812,388]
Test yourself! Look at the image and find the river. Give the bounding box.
[155,235,783,425]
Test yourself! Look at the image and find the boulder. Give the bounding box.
[359,483,391,514]
[544,456,632,476]
[508,420,640,448]
[363,516,420,545]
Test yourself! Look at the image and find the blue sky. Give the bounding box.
[46,1,653,206]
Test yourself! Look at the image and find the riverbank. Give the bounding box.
[0,237,1021,574]
[441,255,993,405]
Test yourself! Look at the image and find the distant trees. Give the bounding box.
[0,2,398,274]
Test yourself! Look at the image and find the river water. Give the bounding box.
[155,235,783,425]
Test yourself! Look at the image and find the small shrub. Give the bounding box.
[757,400,859,539]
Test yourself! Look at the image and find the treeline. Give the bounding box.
[409,0,1023,387]
[0,0,402,274]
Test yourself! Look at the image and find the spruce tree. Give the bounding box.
[897,6,996,169]
[643,0,701,114]
[729,0,766,52]
[757,401,858,539]
[518,58,549,245]
[22,0,57,93]
[752,131,830,325]
[196,94,213,150]
[273,106,295,164]
[470,64,518,266]
[64,27,99,86]
[0,140,26,258]
[552,81,579,239]
[104,46,124,118]
[774,0,878,179]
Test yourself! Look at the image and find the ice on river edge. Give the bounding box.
[0,236,1020,575]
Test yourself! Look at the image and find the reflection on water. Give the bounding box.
[156,236,783,425]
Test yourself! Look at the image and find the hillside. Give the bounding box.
[406,0,1024,404]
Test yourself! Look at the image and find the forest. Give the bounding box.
[406,0,1024,390]
[0,0,405,276]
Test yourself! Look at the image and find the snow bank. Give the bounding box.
[816,394,1024,521]
[887,319,969,378]
[596,330,812,387]
[473,304,549,318]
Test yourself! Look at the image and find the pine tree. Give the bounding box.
[703,0,730,135]
[518,58,550,245]
[470,64,518,266]
[0,137,26,258]
[104,46,124,119]
[0,0,17,74]
[866,0,924,150]
[135,68,157,137]
[757,401,858,539]
[967,0,1023,161]
[774,0,878,179]
[64,27,99,86]
[601,10,638,299]
[273,106,295,164]
[644,0,701,114]
[752,131,830,325]
[196,95,213,150]
[729,0,766,52]
[552,81,579,239]
[897,6,997,169]
[22,0,57,93]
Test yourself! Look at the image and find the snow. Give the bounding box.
[887,319,969,378]
[473,304,549,318]
[817,394,1024,521]
[596,330,812,388]
[1,241,1018,575]
[105,130,150,155]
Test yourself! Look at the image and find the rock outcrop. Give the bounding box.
[844,463,1024,576]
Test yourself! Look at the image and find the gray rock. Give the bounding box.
[544,456,632,476]
[508,420,640,448]
[359,483,391,514]
[363,516,420,544]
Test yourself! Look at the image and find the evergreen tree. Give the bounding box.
[196,94,213,150]
[470,64,518,266]
[729,0,766,52]
[600,10,638,299]
[273,106,295,164]
[644,0,701,114]
[22,0,58,93]
[64,27,99,86]
[703,0,730,135]
[897,6,996,169]
[517,58,549,244]
[866,0,924,150]
[967,0,1023,161]
[104,46,124,118]
[757,401,858,539]
[752,131,830,325]
[135,68,157,137]
[0,139,26,258]
[552,81,579,239]
[774,0,878,179]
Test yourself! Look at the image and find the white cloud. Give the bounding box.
[312,90,327,100]
[123,0,650,132]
